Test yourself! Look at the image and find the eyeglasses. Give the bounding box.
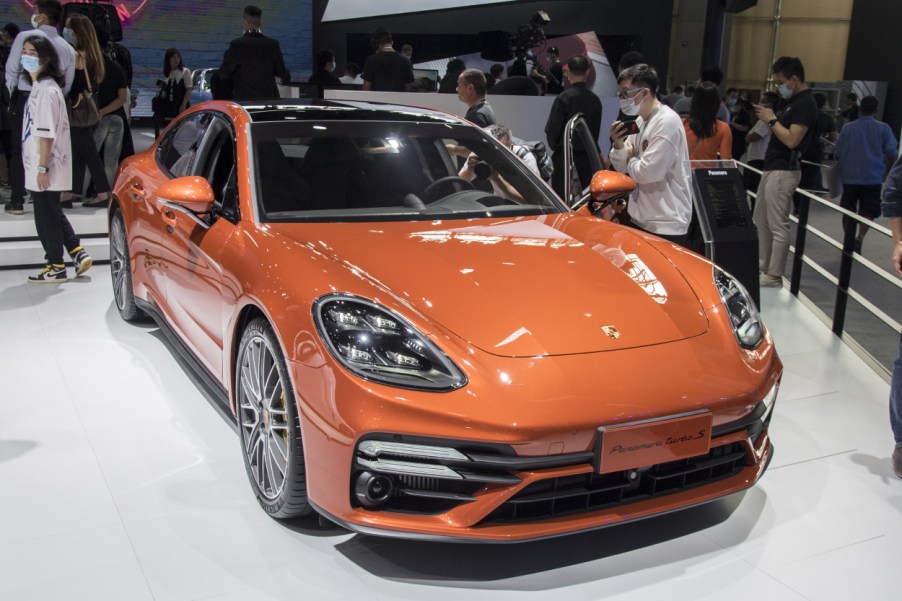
[617,87,646,100]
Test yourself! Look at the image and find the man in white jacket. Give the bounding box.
[609,64,693,246]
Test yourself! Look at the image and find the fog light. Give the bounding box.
[355,471,394,507]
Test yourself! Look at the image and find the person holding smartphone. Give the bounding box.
[609,63,693,246]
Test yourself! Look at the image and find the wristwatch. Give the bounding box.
[37,165,49,174]
[767,118,779,128]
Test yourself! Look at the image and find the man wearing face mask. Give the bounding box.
[4,0,75,215]
[752,56,818,287]
[609,63,693,246]
[308,49,340,85]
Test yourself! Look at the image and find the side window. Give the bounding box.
[199,121,238,222]
[156,112,213,178]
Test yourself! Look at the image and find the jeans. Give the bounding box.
[92,113,124,192]
[891,334,902,446]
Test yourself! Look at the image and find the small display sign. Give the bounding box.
[597,411,713,474]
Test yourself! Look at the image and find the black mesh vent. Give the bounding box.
[481,442,747,524]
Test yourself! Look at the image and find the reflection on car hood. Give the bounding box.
[271,214,709,357]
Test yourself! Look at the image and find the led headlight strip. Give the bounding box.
[313,294,467,391]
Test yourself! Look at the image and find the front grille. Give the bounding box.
[481,442,746,524]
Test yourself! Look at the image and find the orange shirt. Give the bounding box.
[682,118,733,160]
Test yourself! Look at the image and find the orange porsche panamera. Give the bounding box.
[109,100,780,542]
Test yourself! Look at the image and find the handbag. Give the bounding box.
[70,73,100,128]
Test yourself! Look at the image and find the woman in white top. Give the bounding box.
[20,36,92,283]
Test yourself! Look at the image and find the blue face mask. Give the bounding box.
[63,27,76,46]
[777,82,792,99]
[21,55,41,74]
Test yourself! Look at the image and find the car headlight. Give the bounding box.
[313,295,467,391]
[714,267,764,349]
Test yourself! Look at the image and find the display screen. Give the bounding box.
[704,177,748,229]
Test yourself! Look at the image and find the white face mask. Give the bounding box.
[30,14,42,28]
[619,89,644,116]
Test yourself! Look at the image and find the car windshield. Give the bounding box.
[250,120,563,222]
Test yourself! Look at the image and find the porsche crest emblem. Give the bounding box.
[601,325,620,339]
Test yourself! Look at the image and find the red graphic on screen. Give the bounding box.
[21,1,150,24]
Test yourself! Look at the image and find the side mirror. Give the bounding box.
[590,170,636,201]
[157,176,215,229]
[586,170,636,215]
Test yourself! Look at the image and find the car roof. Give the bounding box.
[239,99,466,125]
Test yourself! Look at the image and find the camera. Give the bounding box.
[479,11,550,63]
[473,160,492,180]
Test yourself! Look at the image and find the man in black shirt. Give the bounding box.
[753,56,819,287]
[218,5,291,100]
[545,46,564,95]
[362,28,414,92]
[457,69,495,127]
[544,55,602,198]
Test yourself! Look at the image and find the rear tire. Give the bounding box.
[109,208,146,322]
[236,317,311,518]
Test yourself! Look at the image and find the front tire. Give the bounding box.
[236,317,311,518]
[109,208,145,322]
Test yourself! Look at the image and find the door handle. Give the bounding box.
[130,182,146,202]
[161,207,178,228]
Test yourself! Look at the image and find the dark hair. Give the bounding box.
[459,68,486,96]
[447,58,465,73]
[618,50,645,72]
[2,22,20,40]
[372,27,392,47]
[401,44,412,54]
[315,49,335,70]
[725,87,738,95]
[813,92,827,109]
[567,55,590,76]
[618,63,659,95]
[489,63,505,77]
[860,95,879,115]
[847,92,858,101]
[771,56,805,83]
[686,85,695,95]
[23,35,64,87]
[163,47,184,77]
[673,85,683,93]
[700,64,723,86]
[547,46,559,57]
[688,82,721,139]
[35,0,63,27]
[243,5,262,28]
[345,62,360,77]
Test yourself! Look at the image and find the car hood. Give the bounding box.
[270,214,709,357]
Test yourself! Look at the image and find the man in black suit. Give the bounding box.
[544,55,602,198]
[217,5,290,100]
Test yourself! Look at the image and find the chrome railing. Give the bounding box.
[737,159,901,379]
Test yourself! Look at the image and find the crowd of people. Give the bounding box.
[1,1,899,473]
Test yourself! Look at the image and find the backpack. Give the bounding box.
[514,140,553,181]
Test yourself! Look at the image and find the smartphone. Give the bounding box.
[621,119,639,135]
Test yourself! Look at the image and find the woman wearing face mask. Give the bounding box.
[59,14,110,209]
[308,49,341,84]
[19,36,92,283]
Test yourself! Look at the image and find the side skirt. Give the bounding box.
[135,298,232,417]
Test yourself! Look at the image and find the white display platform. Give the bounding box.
[0,202,110,268]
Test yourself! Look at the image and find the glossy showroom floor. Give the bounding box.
[0,265,899,601]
